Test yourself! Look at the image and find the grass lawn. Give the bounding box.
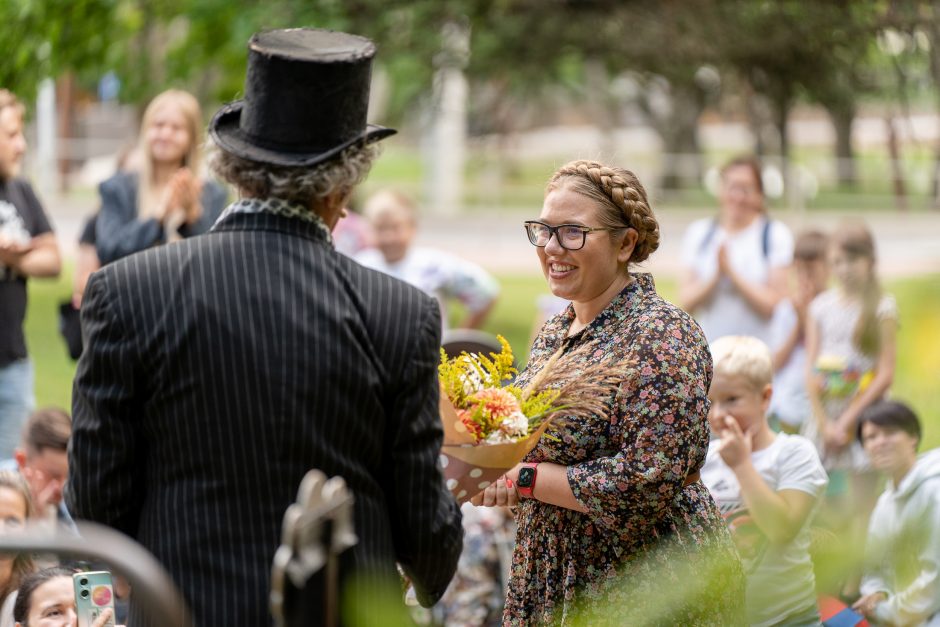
[24,268,940,448]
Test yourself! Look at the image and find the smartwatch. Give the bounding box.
[516,463,539,498]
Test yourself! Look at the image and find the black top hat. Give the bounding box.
[209,28,396,167]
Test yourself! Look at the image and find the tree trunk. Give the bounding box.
[827,103,857,188]
[886,115,908,212]
[656,81,705,193]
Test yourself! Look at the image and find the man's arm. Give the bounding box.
[4,232,61,277]
[384,296,462,607]
[67,271,144,537]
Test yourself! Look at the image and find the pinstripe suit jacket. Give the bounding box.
[68,210,464,626]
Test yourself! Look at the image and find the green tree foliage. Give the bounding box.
[0,0,118,103]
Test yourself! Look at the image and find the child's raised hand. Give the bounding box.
[717,416,754,469]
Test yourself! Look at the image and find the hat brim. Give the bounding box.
[208,101,396,167]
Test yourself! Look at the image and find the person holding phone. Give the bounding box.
[12,567,118,627]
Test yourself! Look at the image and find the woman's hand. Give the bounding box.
[469,476,519,508]
[91,607,125,627]
[852,591,887,618]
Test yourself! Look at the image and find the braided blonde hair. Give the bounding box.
[546,160,660,264]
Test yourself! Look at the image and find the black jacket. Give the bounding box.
[69,210,463,626]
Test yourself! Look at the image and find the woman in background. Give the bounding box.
[0,470,34,627]
[95,89,226,264]
[679,155,793,345]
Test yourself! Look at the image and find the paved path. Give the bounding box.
[43,192,939,279]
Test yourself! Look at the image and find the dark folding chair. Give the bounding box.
[0,521,193,627]
[441,329,505,361]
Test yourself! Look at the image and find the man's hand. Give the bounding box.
[20,466,62,517]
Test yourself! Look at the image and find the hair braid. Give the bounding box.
[548,160,660,263]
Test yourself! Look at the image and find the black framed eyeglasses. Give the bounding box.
[523,220,622,251]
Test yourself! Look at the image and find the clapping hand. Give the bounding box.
[160,168,202,225]
[717,416,754,469]
[716,244,731,276]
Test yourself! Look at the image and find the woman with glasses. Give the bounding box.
[678,155,793,346]
[473,160,744,625]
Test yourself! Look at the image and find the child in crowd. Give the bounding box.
[702,335,828,626]
[767,230,830,434]
[804,221,897,529]
[853,400,940,626]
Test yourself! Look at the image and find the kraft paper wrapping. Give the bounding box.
[439,393,553,500]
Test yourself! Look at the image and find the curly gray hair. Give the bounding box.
[208,142,380,206]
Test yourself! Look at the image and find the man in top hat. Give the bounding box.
[68,28,463,626]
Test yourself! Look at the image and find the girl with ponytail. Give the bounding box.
[804,221,898,536]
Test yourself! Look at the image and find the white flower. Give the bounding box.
[501,411,530,438]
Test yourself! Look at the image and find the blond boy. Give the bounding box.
[702,335,828,626]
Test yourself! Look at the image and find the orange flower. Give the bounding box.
[469,387,521,420]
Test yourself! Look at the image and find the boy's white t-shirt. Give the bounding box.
[702,432,828,627]
[767,300,810,428]
[680,217,793,345]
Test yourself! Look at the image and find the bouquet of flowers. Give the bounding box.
[815,354,873,398]
[438,335,630,500]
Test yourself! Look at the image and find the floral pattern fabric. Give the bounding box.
[504,273,745,626]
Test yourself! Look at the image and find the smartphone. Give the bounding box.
[73,571,116,627]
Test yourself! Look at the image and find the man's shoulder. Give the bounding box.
[340,252,436,308]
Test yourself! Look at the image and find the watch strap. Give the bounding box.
[516,463,539,498]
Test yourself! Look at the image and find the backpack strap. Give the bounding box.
[762,218,771,259]
[697,218,719,255]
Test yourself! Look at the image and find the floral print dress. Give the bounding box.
[504,274,744,626]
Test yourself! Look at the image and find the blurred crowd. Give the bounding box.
[0,72,936,627]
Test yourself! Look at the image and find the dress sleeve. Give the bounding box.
[95,175,164,264]
[566,314,712,535]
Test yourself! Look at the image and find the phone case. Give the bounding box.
[73,571,116,627]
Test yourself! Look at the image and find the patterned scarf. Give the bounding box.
[213,197,333,246]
